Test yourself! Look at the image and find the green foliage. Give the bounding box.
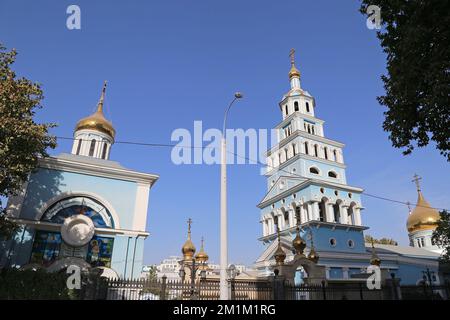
[365,234,398,246]
[0,43,56,238]
[0,268,76,300]
[432,210,450,262]
[360,0,450,160]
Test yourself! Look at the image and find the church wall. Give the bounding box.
[311,227,366,254]
[20,168,139,230]
[110,235,145,279]
[395,263,440,285]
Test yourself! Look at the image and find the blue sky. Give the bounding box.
[1,0,448,266]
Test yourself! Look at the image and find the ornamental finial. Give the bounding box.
[412,174,422,192]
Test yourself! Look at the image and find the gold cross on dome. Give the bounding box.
[412,174,422,192]
[289,48,296,65]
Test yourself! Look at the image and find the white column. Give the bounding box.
[354,208,362,226]
[262,219,267,236]
[288,209,294,228]
[343,267,349,279]
[311,201,320,221]
[341,206,348,224]
[326,203,334,222]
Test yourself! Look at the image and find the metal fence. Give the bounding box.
[91,277,450,301]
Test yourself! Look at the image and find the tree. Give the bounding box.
[432,210,450,262]
[360,1,450,161]
[0,44,56,239]
[365,234,398,246]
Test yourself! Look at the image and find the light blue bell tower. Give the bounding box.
[256,50,368,278]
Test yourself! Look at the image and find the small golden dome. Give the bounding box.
[182,218,196,260]
[308,247,319,263]
[195,237,209,263]
[407,191,440,233]
[370,241,381,266]
[289,64,300,79]
[75,81,116,139]
[182,239,196,260]
[292,228,306,255]
[274,244,286,265]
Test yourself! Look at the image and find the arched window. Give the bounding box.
[314,144,318,157]
[306,102,310,112]
[328,171,337,178]
[295,206,301,224]
[347,206,355,225]
[311,126,315,135]
[284,211,289,229]
[294,101,299,112]
[76,139,82,155]
[324,147,328,160]
[333,203,341,223]
[309,167,319,174]
[292,144,296,156]
[89,139,96,157]
[285,105,288,116]
[333,149,338,161]
[304,142,309,155]
[284,149,289,161]
[319,200,326,222]
[101,143,108,159]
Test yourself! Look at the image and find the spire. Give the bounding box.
[274,222,286,265]
[96,80,107,113]
[288,48,301,80]
[182,218,196,260]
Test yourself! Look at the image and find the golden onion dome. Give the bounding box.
[292,229,306,256]
[195,238,209,263]
[182,218,196,260]
[182,239,196,260]
[308,247,319,263]
[407,191,440,233]
[274,244,286,265]
[75,81,116,139]
[369,240,381,266]
[289,64,300,79]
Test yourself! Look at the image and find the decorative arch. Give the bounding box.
[36,191,121,229]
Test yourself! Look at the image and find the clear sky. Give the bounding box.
[1,0,448,266]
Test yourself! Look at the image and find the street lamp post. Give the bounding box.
[220,92,243,300]
[179,258,206,300]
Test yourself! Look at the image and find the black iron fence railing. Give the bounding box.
[88,277,450,301]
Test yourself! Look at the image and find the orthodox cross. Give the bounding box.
[187,218,192,238]
[412,174,422,192]
[289,48,296,65]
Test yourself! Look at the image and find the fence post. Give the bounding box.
[161,275,167,300]
[321,280,327,300]
[422,281,428,299]
[272,272,286,300]
[445,280,450,301]
[359,282,364,300]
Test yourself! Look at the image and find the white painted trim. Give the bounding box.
[132,183,150,231]
[9,218,149,237]
[38,156,159,186]
[35,191,121,229]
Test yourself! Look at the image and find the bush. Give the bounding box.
[0,268,76,300]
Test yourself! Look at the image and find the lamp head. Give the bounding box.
[234,92,243,99]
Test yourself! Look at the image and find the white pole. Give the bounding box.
[220,136,228,300]
[219,93,242,300]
